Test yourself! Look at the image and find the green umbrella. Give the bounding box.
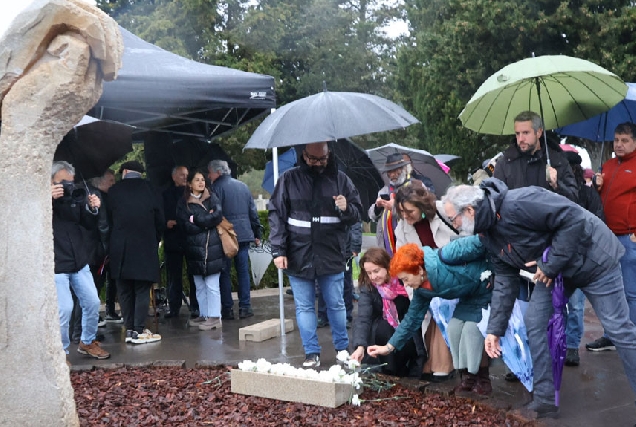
[459,55,627,136]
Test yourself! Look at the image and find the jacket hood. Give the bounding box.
[474,178,508,233]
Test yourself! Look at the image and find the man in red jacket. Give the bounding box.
[586,122,636,352]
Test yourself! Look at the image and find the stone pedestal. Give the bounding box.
[231,369,353,408]
[239,318,294,342]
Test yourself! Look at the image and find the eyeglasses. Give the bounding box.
[304,152,329,164]
[449,210,464,224]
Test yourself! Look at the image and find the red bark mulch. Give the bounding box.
[71,366,535,426]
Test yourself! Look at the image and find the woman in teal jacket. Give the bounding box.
[367,236,492,394]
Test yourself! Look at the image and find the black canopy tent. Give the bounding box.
[89,27,276,141]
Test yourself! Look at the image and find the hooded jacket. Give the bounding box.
[176,188,224,277]
[494,142,578,203]
[268,151,363,279]
[388,235,491,350]
[475,178,625,336]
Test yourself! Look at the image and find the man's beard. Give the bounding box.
[310,165,326,174]
[459,213,475,236]
[389,169,407,186]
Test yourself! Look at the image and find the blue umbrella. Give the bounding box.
[556,83,636,142]
[429,297,458,348]
[544,247,568,407]
[261,148,297,194]
[477,299,534,392]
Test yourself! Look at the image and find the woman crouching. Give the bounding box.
[349,247,425,377]
[367,239,493,395]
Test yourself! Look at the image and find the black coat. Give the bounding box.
[268,152,363,279]
[352,284,411,349]
[163,185,188,253]
[494,143,578,203]
[82,186,110,266]
[176,189,224,277]
[107,177,165,282]
[476,179,625,336]
[52,197,98,274]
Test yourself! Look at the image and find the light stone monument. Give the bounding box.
[0,0,122,425]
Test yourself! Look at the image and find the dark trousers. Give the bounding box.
[165,250,198,313]
[117,279,152,333]
[318,259,354,322]
[220,242,252,312]
[367,318,424,377]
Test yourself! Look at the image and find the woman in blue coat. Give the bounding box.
[176,171,225,331]
[367,237,492,394]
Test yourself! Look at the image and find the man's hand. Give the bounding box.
[547,166,558,189]
[255,238,261,247]
[485,334,502,358]
[525,261,553,287]
[334,195,347,211]
[367,345,391,357]
[87,194,101,210]
[274,256,287,269]
[350,346,365,363]
[51,183,64,200]
[166,220,177,229]
[374,196,395,210]
[594,172,604,190]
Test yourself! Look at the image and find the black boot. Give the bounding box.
[453,369,476,393]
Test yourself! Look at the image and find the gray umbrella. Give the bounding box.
[245,90,419,149]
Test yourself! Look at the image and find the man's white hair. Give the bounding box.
[51,161,75,180]
[207,160,231,175]
[443,185,484,213]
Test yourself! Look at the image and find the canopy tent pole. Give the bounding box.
[272,145,287,338]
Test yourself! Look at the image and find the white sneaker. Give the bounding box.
[131,329,162,344]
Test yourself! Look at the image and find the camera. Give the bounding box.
[61,180,87,203]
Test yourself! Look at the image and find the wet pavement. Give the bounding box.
[68,289,635,426]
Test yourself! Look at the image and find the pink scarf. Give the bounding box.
[373,277,409,328]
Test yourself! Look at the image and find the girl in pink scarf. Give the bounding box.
[350,248,424,377]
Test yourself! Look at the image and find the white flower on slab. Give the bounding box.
[480,270,492,282]
[255,358,272,373]
[346,359,361,370]
[351,395,361,406]
[238,360,257,371]
[336,350,350,362]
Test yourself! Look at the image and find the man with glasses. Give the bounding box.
[586,122,636,352]
[269,142,363,367]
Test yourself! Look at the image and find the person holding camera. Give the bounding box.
[51,161,110,360]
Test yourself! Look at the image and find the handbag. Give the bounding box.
[217,217,239,258]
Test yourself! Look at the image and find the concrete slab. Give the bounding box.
[239,318,294,342]
[231,369,353,408]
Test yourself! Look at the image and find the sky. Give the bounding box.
[0,1,97,39]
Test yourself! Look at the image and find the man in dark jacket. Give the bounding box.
[163,165,198,319]
[51,161,110,359]
[269,142,363,367]
[443,179,636,419]
[208,160,262,320]
[108,161,165,344]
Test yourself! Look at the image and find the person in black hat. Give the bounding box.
[107,160,165,344]
[368,152,427,257]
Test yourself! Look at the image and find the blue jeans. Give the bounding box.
[289,272,349,355]
[618,234,636,326]
[193,273,221,318]
[220,242,251,311]
[318,258,353,322]
[55,265,100,352]
[526,264,636,405]
[566,288,585,349]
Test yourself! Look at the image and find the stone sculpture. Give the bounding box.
[0,0,122,425]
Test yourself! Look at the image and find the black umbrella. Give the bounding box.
[292,140,382,222]
[54,116,133,180]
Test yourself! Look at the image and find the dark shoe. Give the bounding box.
[453,370,476,393]
[190,309,200,319]
[302,354,320,367]
[317,318,329,328]
[72,336,81,345]
[473,367,492,395]
[105,312,124,323]
[164,311,179,319]
[504,372,520,382]
[346,319,352,329]
[565,348,580,366]
[525,401,559,419]
[239,307,254,319]
[421,371,455,383]
[97,316,107,328]
[285,288,294,296]
[585,336,615,352]
[222,309,235,320]
[125,329,135,343]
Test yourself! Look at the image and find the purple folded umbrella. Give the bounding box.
[544,247,569,406]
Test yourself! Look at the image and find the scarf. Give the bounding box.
[381,174,414,256]
[374,277,409,328]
